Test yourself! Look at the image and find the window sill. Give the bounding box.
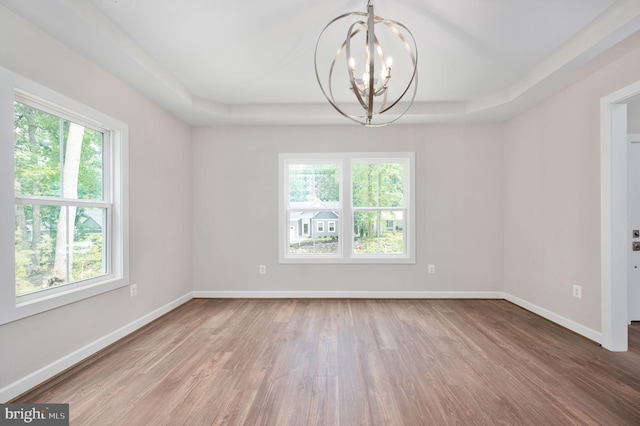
[0,276,128,326]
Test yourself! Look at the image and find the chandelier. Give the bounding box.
[314,1,418,126]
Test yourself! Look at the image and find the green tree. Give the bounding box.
[53,122,85,279]
[352,163,403,239]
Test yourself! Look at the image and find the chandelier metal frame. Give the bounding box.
[314,1,418,126]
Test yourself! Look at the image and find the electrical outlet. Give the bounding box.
[428,265,435,274]
[130,283,137,298]
[259,265,266,274]
[572,284,582,299]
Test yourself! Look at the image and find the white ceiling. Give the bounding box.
[2,0,640,126]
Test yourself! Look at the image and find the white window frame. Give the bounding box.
[317,221,324,233]
[279,152,415,264]
[328,221,335,232]
[0,67,129,325]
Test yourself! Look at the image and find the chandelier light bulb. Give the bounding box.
[314,1,418,126]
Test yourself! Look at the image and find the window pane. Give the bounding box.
[15,204,61,295]
[288,211,340,255]
[73,207,107,280]
[288,163,339,208]
[14,102,62,197]
[352,163,404,207]
[353,210,404,254]
[15,204,107,296]
[14,102,104,201]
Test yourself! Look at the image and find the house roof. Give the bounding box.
[2,0,639,126]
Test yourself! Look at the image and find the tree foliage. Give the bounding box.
[352,163,404,242]
[352,163,404,208]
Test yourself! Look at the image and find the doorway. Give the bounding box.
[601,81,640,351]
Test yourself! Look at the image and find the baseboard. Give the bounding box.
[0,292,193,403]
[2,290,605,402]
[197,291,602,344]
[192,290,506,299]
[504,293,602,344]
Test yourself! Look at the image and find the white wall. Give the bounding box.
[0,6,192,399]
[503,38,640,332]
[192,124,504,295]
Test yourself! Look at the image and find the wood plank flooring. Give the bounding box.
[14,299,640,425]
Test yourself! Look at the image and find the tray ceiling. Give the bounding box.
[2,0,640,125]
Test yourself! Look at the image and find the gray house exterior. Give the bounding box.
[289,211,339,242]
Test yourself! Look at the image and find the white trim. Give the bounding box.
[193,290,506,299]
[504,294,602,344]
[0,292,192,403]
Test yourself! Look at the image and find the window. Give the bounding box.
[0,69,128,324]
[279,152,414,263]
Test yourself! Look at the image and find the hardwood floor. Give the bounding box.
[14,299,640,425]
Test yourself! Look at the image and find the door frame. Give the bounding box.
[600,80,640,351]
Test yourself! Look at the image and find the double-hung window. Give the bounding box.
[279,152,414,263]
[0,69,128,324]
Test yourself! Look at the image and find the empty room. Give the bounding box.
[1,0,640,424]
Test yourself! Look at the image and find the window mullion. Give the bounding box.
[343,158,353,258]
[14,196,110,208]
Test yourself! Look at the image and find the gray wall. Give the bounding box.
[503,40,640,331]
[192,124,504,294]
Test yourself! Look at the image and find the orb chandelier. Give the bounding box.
[314,0,418,126]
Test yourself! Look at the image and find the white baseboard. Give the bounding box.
[192,290,506,299]
[2,290,605,402]
[504,293,602,344]
[0,292,193,403]
[197,291,603,344]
